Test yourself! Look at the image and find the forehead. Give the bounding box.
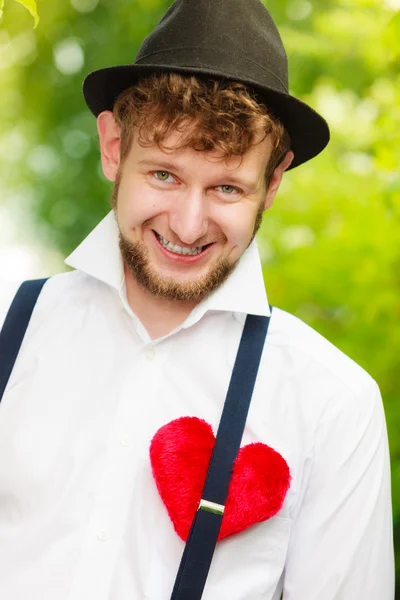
[130,126,273,181]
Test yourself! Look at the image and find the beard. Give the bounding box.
[118,232,235,302]
[113,172,264,303]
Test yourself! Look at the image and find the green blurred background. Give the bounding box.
[1,0,399,590]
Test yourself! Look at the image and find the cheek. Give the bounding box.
[219,207,259,247]
[117,176,163,226]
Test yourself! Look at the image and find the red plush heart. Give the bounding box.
[150,416,291,541]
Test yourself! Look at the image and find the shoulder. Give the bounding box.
[0,270,90,332]
[0,280,24,331]
[268,306,378,404]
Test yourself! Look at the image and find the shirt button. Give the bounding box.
[145,346,156,360]
[97,529,109,541]
[120,434,129,447]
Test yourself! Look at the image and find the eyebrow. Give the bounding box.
[138,159,258,191]
[138,159,181,172]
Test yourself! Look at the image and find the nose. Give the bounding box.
[168,188,208,245]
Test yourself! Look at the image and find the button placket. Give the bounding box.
[145,346,156,360]
[67,340,162,600]
[97,529,109,541]
[120,434,129,447]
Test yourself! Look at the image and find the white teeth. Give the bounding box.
[156,233,203,255]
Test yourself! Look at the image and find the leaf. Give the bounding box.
[13,0,39,28]
[0,0,4,22]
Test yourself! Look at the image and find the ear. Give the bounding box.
[263,150,294,210]
[97,110,121,182]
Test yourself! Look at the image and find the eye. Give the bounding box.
[217,184,240,195]
[154,171,174,182]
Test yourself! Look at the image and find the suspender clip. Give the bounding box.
[198,499,225,516]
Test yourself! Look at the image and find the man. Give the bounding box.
[0,0,394,599]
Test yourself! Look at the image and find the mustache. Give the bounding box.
[143,219,227,247]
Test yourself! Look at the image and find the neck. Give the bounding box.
[124,266,198,340]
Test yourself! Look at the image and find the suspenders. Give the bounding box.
[171,312,271,600]
[0,278,272,600]
[0,279,48,401]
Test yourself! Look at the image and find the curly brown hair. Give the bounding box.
[113,73,291,189]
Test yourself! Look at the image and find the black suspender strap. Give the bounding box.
[170,311,272,600]
[0,278,48,402]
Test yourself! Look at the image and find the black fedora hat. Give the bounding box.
[83,0,330,170]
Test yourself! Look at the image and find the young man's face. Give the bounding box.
[98,113,293,302]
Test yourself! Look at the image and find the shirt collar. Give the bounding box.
[65,210,270,320]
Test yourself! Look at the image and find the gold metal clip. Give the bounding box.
[198,499,225,516]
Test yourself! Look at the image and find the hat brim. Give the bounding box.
[83,64,330,170]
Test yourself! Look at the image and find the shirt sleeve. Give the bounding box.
[282,378,394,600]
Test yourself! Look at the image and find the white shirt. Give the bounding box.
[0,211,394,600]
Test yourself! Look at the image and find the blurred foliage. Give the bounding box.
[0,0,39,28]
[0,0,399,591]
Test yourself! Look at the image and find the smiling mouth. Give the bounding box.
[153,231,213,256]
